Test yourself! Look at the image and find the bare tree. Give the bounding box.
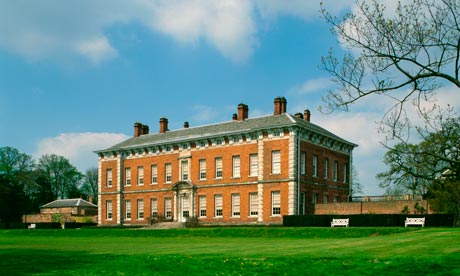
[320,0,459,134]
[82,168,98,203]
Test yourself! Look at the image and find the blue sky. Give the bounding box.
[1,0,459,195]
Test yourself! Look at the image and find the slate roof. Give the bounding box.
[40,198,97,209]
[97,113,357,153]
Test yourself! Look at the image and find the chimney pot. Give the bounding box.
[304,109,311,122]
[134,122,143,137]
[295,112,304,119]
[232,113,238,121]
[142,125,149,135]
[159,117,169,133]
[184,121,189,128]
[280,97,287,114]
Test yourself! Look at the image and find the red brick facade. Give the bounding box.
[97,97,356,225]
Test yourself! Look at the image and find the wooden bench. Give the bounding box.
[405,217,425,227]
[28,224,36,229]
[331,218,349,227]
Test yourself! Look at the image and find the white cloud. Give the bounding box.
[0,0,352,64]
[191,105,220,123]
[34,132,129,172]
[289,78,332,96]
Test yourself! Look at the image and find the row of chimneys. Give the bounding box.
[133,97,311,137]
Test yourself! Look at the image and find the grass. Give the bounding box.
[0,227,459,275]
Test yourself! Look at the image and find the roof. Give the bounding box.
[40,198,98,209]
[97,113,357,153]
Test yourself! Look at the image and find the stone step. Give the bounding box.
[148,222,185,229]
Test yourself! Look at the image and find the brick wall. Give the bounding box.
[314,200,433,215]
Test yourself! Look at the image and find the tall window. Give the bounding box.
[323,195,328,204]
[249,154,258,177]
[300,152,306,175]
[125,168,131,186]
[272,150,281,174]
[151,165,158,184]
[165,198,172,219]
[215,157,223,178]
[324,158,329,179]
[333,160,338,182]
[181,160,189,181]
[151,198,158,218]
[232,194,240,217]
[271,191,281,216]
[249,192,258,216]
[106,169,113,187]
[300,192,306,215]
[165,163,172,183]
[312,193,318,204]
[232,156,240,178]
[125,200,131,220]
[137,199,144,220]
[199,159,207,180]
[214,194,223,217]
[182,195,190,218]
[312,155,318,177]
[343,164,348,183]
[138,166,144,185]
[106,200,112,220]
[199,195,206,218]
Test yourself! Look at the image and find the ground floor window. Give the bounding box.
[151,198,158,217]
[271,191,281,216]
[137,199,144,220]
[249,192,258,216]
[232,193,240,217]
[182,195,190,218]
[214,194,223,217]
[125,200,131,220]
[165,198,172,219]
[199,195,206,218]
[106,200,112,220]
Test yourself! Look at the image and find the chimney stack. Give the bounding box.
[304,109,311,122]
[280,97,287,114]
[232,113,238,121]
[184,121,189,129]
[295,113,304,119]
[237,103,249,121]
[142,125,149,135]
[274,97,281,115]
[159,117,169,133]
[134,122,143,137]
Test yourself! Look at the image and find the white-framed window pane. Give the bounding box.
[249,154,258,177]
[323,195,328,204]
[125,168,131,186]
[333,160,338,181]
[199,195,206,218]
[249,192,258,216]
[138,166,144,185]
[106,200,112,220]
[301,152,306,175]
[137,199,144,219]
[199,159,207,180]
[324,158,329,179]
[312,193,318,204]
[312,155,318,177]
[106,169,112,187]
[165,198,172,219]
[215,157,223,178]
[182,195,190,218]
[271,191,281,216]
[214,194,223,217]
[125,200,131,220]
[232,156,240,178]
[272,151,281,174]
[151,198,158,217]
[343,164,348,183]
[181,160,189,181]
[165,163,172,183]
[232,194,240,217]
[151,164,158,184]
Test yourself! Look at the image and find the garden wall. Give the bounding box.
[314,200,433,215]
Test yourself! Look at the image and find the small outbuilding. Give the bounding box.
[40,198,98,216]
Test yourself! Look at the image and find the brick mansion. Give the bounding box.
[96,97,357,225]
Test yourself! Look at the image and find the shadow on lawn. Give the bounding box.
[0,248,96,275]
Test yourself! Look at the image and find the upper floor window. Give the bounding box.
[181,160,189,181]
[312,155,318,177]
[249,154,258,177]
[300,152,306,175]
[138,166,144,185]
[151,164,158,184]
[333,160,338,182]
[199,159,207,180]
[272,150,281,174]
[324,158,329,179]
[343,164,349,183]
[106,169,113,187]
[165,163,172,183]
[215,157,223,178]
[232,156,240,178]
[125,168,131,186]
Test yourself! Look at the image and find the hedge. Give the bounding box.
[283,214,455,227]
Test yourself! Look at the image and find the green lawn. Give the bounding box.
[1,227,459,275]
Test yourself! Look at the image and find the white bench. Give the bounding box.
[28,223,36,229]
[405,217,425,227]
[331,218,349,227]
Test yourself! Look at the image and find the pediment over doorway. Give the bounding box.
[170,181,195,191]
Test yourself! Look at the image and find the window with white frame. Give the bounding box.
[323,195,328,204]
[106,200,112,220]
[199,195,206,218]
[151,164,158,184]
[215,157,223,178]
[125,200,131,220]
[165,163,172,183]
[249,192,258,216]
[181,160,189,181]
[343,164,348,183]
[125,168,131,186]
[231,194,240,217]
[312,155,318,177]
[165,198,172,219]
[301,152,306,175]
[214,194,223,217]
[333,160,338,182]
[271,191,281,216]
[249,154,258,177]
[182,195,190,218]
[232,156,240,178]
[300,192,306,215]
[324,158,329,179]
[138,166,144,185]
[106,169,112,187]
[199,159,206,180]
[151,198,158,218]
[272,150,281,174]
[137,199,144,220]
[312,193,318,204]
